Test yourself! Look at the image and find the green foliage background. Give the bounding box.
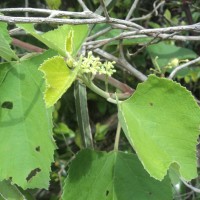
[0,0,200,199]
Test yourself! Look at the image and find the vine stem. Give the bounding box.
[82,76,118,104]
[114,121,121,151]
[168,56,200,79]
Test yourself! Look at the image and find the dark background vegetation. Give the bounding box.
[1,0,200,199]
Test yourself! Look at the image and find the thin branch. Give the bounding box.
[129,32,178,57]
[85,35,148,48]
[12,37,44,52]
[85,24,200,49]
[118,24,200,36]
[24,0,29,17]
[99,0,110,20]
[1,7,200,33]
[0,15,143,29]
[0,15,106,24]
[94,48,147,81]
[181,178,200,193]
[130,1,165,21]
[195,97,200,105]
[169,56,200,79]
[95,74,134,93]
[94,0,113,16]
[150,34,200,41]
[126,0,140,20]
[77,0,90,11]
[87,27,111,41]
[85,32,200,51]
[153,0,159,16]
[119,40,125,59]
[120,33,200,42]
[128,33,160,57]
[0,8,99,19]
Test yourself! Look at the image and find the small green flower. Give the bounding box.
[78,51,116,76]
[65,51,116,77]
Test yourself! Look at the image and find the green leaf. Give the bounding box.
[17,24,88,57]
[146,42,197,68]
[0,22,18,61]
[95,123,109,141]
[118,75,200,181]
[45,0,61,9]
[54,122,75,137]
[62,149,172,200]
[0,50,56,189]
[164,9,171,21]
[39,56,79,107]
[0,180,25,200]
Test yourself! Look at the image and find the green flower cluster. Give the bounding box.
[78,51,116,76]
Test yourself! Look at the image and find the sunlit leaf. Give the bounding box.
[53,122,75,137]
[0,50,56,189]
[39,56,79,107]
[62,149,172,200]
[45,0,61,9]
[118,75,200,181]
[17,24,88,57]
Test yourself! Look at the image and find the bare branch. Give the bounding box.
[130,1,165,21]
[0,8,99,19]
[12,37,44,52]
[0,15,144,30]
[95,74,134,93]
[85,31,200,50]
[0,7,199,34]
[94,48,147,81]
[1,14,197,35]
[169,56,200,79]
[125,34,200,41]
[181,178,200,193]
[24,0,29,17]
[128,33,160,57]
[150,34,200,41]
[99,0,110,20]
[87,27,111,41]
[77,0,90,11]
[126,0,140,20]
[119,40,125,59]
[94,0,113,16]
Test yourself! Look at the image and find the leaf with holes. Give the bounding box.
[39,56,79,107]
[118,75,200,181]
[0,22,18,61]
[17,23,88,57]
[62,149,172,200]
[0,50,56,189]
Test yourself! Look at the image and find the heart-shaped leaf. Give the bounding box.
[0,50,56,189]
[118,75,200,181]
[62,149,172,200]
